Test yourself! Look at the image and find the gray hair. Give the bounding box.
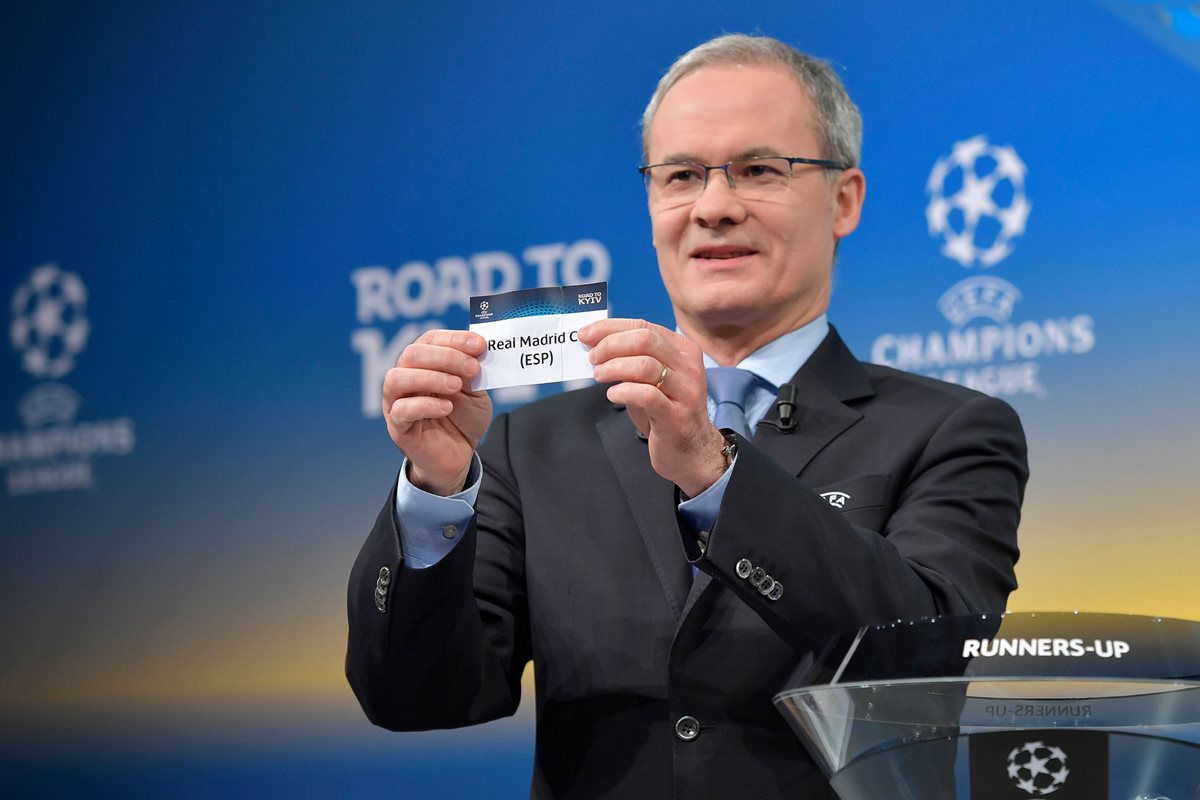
[640,34,862,169]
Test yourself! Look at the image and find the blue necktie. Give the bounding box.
[706,367,758,440]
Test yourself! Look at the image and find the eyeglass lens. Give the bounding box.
[645,157,794,204]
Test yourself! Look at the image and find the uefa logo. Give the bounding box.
[819,491,850,509]
[926,135,1031,268]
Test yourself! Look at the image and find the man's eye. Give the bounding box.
[665,167,702,184]
[739,162,785,179]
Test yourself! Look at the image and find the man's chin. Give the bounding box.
[681,295,764,329]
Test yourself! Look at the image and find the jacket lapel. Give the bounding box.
[753,326,874,476]
[592,328,873,623]
[597,410,691,621]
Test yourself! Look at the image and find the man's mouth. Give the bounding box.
[690,246,757,260]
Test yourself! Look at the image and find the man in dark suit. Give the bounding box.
[347,33,1027,799]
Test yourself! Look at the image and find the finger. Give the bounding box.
[587,326,678,368]
[385,395,454,428]
[413,329,487,355]
[624,404,650,439]
[383,366,464,403]
[605,381,672,418]
[592,355,665,389]
[396,342,481,382]
[578,318,670,347]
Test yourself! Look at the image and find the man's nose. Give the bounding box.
[690,168,747,227]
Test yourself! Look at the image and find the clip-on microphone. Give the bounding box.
[758,383,798,433]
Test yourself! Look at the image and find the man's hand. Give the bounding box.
[579,318,727,497]
[382,330,492,496]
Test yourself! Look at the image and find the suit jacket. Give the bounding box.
[346,328,1028,799]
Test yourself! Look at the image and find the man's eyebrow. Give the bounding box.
[653,147,782,164]
[656,152,703,164]
[733,146,784,160]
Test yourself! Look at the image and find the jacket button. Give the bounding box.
[674,715,700,742]
[749,566,767,587]
[375,566,391,612]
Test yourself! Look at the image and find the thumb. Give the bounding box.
[626,406,650,438]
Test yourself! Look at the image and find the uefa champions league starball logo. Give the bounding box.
[4,262,138,496]
[1006,740,1070,795]
[9,263,90,379]
[926,134,1031,268]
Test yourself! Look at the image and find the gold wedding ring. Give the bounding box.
[654,365,669,390]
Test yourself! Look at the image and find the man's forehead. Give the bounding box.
[647,64,820,160]
[658,62,811,109]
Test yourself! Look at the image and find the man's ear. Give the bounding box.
[831,168,866,239]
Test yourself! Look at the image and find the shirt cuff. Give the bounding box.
[677,455,735,537]
[394,453,482,569]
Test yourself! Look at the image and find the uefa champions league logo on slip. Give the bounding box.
[10,263,90,379]
[3,264,136,496]
[1006,740,1070,796]
[926,134,1031,268]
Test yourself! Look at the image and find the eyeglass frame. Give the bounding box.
[637,155,854,202]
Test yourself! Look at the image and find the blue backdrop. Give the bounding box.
[3,1,1199,796]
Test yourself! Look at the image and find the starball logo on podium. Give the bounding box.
[2,264,136,496]
[870,135,1096,400]
[970,729,1107,798]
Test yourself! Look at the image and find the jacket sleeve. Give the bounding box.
[686,393,1027,654]
[345,413,531,731]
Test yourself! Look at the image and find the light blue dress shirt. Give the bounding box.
[394,315,829,568]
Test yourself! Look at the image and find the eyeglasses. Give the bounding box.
[638,155,852,207]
